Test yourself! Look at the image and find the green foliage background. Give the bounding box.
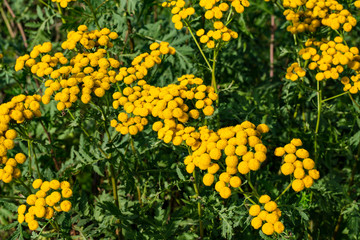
[0,0,359,239]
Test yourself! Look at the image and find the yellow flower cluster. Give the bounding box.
[0,153,26,183]
[285,62,306,81]
[15,42,52,72]
[286,37,360,93]
[162,0,195,29]
[196,25,239,49]
[114,42,175,86]
[200,0,249,16]
[15,25,121,111]
[162,0,243,48]
[249,195,285,235]
[0,94,41,131]
[0,94,41,183]
[283,0,356,34]
[18,179,72,231]
[51,0,76,8]
[275,138,320,192]
[179,121,269,199]
[61,25,118,50]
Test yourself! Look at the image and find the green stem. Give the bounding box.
[348,92,360,109]
[275,181,292,201]
[211,49,219,93]
[67,109,91,138]
[184,20,212,71]
[0,5,15,38]
[238,187,256,204]
[246,173,259,198]
[31,141,42,179]
[91,101,111,140]
[314,81,322,162]
[109,163,123,239]
[0,195,25,200]
[27,140,32,177]
[322,92,348,102]
[56,2,66,24]
[192,170,204,238]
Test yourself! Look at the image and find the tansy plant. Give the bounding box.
[1,0,360,239]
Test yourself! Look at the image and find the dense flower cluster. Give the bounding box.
[0,153,26,183]
[275,138,320,191]
[162,0,195,29]
[52,0,76,8]
[0,94,41,183]
[249,195,285,235]
[282,0,356,34]
[178,121,269,198]
[162,0,243,48]
[15,25,121,110]
[285,37,360,93]
[18,179,72,231]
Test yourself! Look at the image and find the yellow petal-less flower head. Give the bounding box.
[265,212,279,224]
[60,181,71,189]
[274,147,285,157]
[229,176,241,188]
[303,158,315,170]
[62,188,73,198]
[290,138,302,147]
[50,180,60,190]
[202,173,215,186]
[284,144,296,154]
[303,175,314,188]
[259,195,271,204]
[26,194,37,206]
[292,179,305,192]
[281,163,295,175]
[251,216,263,229]
[274,221,285,233]
[18,204,27,215]
[32,179,43,189]
[264,201,277,212]
[60,200,72,212]
[45,207,54,219]
[28,219,39,231]
[256,124,269,133]
[309,169,320,179]
[219,187,231,199]
[262,222,274,235]
[14,153,26,164]
[295,149,309,159]
[238,161,250,174]
[249,204,261,216]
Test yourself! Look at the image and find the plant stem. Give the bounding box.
[192,170,204,238]
[238,186,256,204]
[246,173,259,198]
[322,92,348,102]
[211,49,219,93]
[67,109,91,138]
[348,92,360,109]
[56,2,66,24]
[314,81,322,162]
[275,181,292,201]
[184,20,212,71]
[27,140,32,177]
[31,141,42,179]
[0,195,25,200]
